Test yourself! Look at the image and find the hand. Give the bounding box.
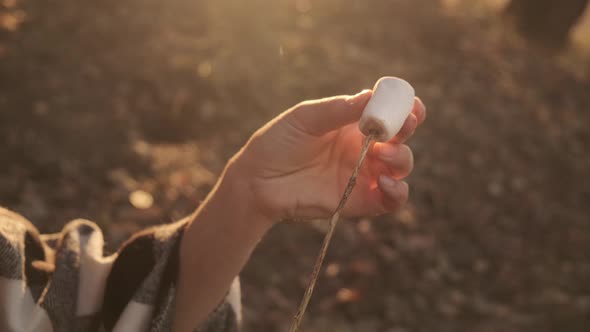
[175,90,425,330]
[227,89,426,223]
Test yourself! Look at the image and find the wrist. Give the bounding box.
[210,158,277,232]
[176,156,275,330]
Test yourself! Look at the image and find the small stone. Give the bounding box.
[129,190,154,209]
[200,100,216,120]
[510,176,527,191]
[350,259,377,276]
[33,101,49,115]
[469,153,484,166]
[449,289,467,305]
[336,288,361,303]
[197,61,213,78]
[575,296,590,311]
[325,263,340,278]
[437,299,459,317]
[395,206,415,226]
[487,181,503,197]
[473,259,490,273]
[356,219,371,234]
[378,245,398,262]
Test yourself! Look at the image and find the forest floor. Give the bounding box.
[1,0,590,331]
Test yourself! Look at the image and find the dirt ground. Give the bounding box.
[1,0,589,331]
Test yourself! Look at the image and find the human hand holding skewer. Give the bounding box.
[232,79,426,224]
[174,78,425,332]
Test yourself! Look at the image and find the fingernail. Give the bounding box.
[416,97,426,111]
[376,144,397,162]
[379,175,397,188]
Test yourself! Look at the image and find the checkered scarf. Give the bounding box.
[0,208,240,332]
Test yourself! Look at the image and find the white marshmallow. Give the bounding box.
[359,77,415,142]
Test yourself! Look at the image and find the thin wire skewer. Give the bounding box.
[289,133,376,332]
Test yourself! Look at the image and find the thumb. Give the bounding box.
[286,89,372,136]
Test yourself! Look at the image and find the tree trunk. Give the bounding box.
[505,0,589,49]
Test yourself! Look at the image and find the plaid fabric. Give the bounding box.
[0,207,240,332]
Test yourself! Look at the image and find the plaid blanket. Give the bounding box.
[0,207,240,332]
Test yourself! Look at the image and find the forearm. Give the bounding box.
[173,161,273,332]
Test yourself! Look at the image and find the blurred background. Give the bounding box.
[1,0,589,331]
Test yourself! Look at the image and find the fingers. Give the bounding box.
[378,176,409,212]
[352,178,408,217]
[391,97,426,143]
[391,114,417,143]
[361,145,411,215]
[286,92,425,138]
[351,97,424,217]
[287,90,372,136]
[413,97,427,125]
[370,143,414,179]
